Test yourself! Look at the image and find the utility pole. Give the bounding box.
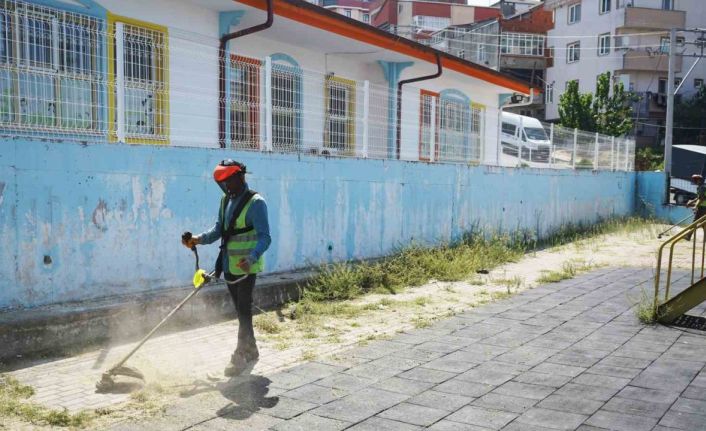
[664,28,676,204]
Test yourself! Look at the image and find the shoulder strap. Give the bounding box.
[225,190,257,235]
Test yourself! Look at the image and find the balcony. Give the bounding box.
[620,7,685,31]
[621,51,682,73]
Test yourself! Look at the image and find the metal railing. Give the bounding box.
[654,213,706,314]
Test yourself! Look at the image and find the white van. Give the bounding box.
[501,112,550,163]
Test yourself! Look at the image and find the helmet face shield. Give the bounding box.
[213,159,247,193]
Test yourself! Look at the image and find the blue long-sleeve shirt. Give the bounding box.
[198,184,271,270]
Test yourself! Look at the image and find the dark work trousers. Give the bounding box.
[686,207,706,241]
[225,273,257,354]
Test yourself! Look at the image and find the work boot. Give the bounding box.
[224,344,259,377]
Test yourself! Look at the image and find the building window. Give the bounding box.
[567,41,580,63]
[501,33,545,57]
[0,1,103,135]
[110,18,169,143]
[545,83,554,104]
[662,0,674,10]
[438,96,469,162]
[674,77,682,88]
[344,9,351,17]
[660,36,685,53]
[598,33,611,56]
[412,15,450,31]
[658,77,667,94]
[469,103,484,162]
[271,64,301,152]
[599,0,611,14]
[695,78,704,89]
[568,3,581,24]
[363,13,370,23]
[419,90,439,161]
[324,76,355,153]
[230,56,260,150]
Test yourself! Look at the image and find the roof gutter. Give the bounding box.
[219,0,274,148]
[396,53,442,159]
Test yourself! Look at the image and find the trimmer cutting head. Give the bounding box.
[95,366,145,392]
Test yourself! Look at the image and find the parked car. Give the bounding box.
[500,112,550,163]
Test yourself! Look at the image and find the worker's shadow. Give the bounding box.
[179,368,279,419]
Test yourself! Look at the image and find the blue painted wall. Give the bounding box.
[636,171,692,224]
[0,140,638,310]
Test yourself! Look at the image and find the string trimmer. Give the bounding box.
[95,233,247,392]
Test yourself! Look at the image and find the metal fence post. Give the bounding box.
[115,23,126,143]
[549,123,554,166]
[264,56,273,152]
[430,97,436,162]
[362,80,369,158]
[611,136,615,171]
[593,132,599,170]
[625,139,630,171]
[572,128,578,169]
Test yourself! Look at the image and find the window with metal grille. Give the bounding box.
[419,90,439,161]
[439,97,468,162]
[469,103,484,163]
[0,0,102,134]
[230,56,260,150]
[324,76,355,153]
[116,22,168,142]
[271,65,301,152]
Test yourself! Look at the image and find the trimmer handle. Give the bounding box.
[182,231,199,270]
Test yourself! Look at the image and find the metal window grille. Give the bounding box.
[119,23,167,141]
[324,76,355,154]
[0,0,103,135]
[439,98,468,163]
[230,56,261,150]
[469,104,484,163]
[419,91,438,161]
[271,65,300,152]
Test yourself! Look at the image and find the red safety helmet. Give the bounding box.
[213,159,247,182]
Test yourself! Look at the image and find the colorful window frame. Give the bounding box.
[324,75,356,154]
[229,55,261,150]
[418,89,439,162]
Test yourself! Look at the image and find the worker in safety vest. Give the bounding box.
[182,160,271,376]
[685,174,706,241]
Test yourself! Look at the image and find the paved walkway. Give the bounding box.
[95,267,706,430]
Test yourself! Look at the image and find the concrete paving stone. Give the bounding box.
[281,383,348,404]
[555,383,619,402]
[397,367,457,384]
[611,347,663,361]
[514,407,588,431]
[659,411,706,430]
[446,405,517,430]
[494,346,558,367]
[615,386,681,404]
[349,341,409,360]
[537,394,604,416]
[378,402,449,427]
[454,323,508,340]
[421,355,478,374]
[318,354,371,368]
[547,353,601,368]
[630,371,693,392]
[311,388,408,423]
[574,426,610,431]
[564,347,613,360]
[585,364,643,379]
[671,397,706,415]
[427,419,493,430]
[270,413,350,431]
[585,410,658,431]
[691,374,706,388]
[369,355,425,371]
[286,362,347,379]
[406,390,473,412]
[392,348,446,362]
[373,376,435,396]
[682,385,706,401]
[572,373,631,390]
[622,340,672,354]
[257,396,318,420]
[596,355,653,370]
[492,382,555,401]
[316,373,376,392]
[434,335,479,348]
[459,344,511,361]
[651,427,683,431]
[267,371,320,390]
[472,393,538,414]
[531,362,587,378]
[512,371,573,388]
[457,368,516,386]
[525,335,575,350]
[392,333,436,345]
[344,363,402,381]
[473,361,531,375]
[346,416,423,430]
[416,341,463,354]
[602,396,671,418]
[480,332,534,348]
[434,378,495,398]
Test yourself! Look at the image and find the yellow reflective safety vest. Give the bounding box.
[219,191,264,275]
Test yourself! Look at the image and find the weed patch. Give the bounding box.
[254,313,282,334]
[634,289,658,324]
[537,260,596,283]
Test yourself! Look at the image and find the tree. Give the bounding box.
[674,86,706,145]
[558,80,594,131]
[558,73,635,137]
[593,72,634,136]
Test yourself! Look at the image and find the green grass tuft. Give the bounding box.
[254,313,282,334]
[537,260,596,284]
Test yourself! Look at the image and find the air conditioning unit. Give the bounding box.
[614,35,630,50]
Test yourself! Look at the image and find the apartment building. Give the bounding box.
[545,0,706,147]
[322,0,372,23]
